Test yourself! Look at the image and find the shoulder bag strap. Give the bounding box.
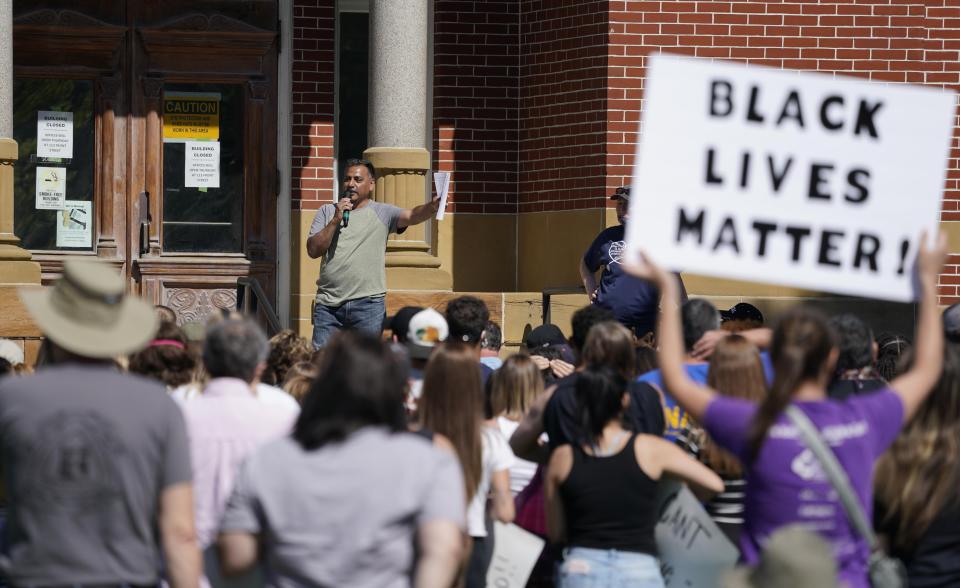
[784,405,879,550]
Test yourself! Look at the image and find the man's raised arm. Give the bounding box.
[397,196,441,229]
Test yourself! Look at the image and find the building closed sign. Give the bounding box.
[163,92,220,142]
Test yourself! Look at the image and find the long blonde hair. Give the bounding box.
[876,343,960,549]
[491,354,544,420]
[702,335,768,477]
[419,343,484,502]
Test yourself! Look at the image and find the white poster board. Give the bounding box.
[655,482,739,588]
[486,522,545,588]
[56,200,92,248]
[35,166,66,210]
[434,171,451,220]
[37,111,74,159]
[625,53,957,302]
[184,141,221,188]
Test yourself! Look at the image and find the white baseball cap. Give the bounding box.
[406,308,449,360]
[0,339,24,366]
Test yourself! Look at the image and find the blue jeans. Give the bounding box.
[557,547,664,588]
[312,295,386,349]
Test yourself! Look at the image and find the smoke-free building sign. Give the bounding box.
[35,166,66,210]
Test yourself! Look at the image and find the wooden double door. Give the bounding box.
[12,1,279,323]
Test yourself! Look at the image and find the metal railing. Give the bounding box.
[236,276,282,335]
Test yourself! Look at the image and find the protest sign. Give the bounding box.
[56,200,92,248]
[486,522,544,588]
[655,481,739,588]
[163,92,220,142]
[185,142,221,188]
[35,166,66,210]
[434,171,451,220]
[625,53,956,302]
[37,111,73,159]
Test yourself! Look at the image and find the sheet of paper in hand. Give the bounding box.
[625,53,956,302]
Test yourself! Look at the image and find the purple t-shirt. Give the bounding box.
[704,390,904,588]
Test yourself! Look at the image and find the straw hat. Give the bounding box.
[722,525,840,588]
[19,259,158,358]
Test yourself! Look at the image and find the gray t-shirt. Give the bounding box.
[309,200,404,306]
[220,428,466,588]
[0,365,192,585]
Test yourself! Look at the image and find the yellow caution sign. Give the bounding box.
[163,92,220,142]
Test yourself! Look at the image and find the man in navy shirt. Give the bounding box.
[580,185,687,339]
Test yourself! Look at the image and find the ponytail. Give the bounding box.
[575,365,628,445]
[747,308,835,462]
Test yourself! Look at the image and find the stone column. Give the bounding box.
[0,0,42,340]
[364,0,451,290]
[0,0,38,275]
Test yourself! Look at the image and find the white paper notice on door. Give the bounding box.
[35,166,66,210]
[37,111,74,159]
[185,141,221,188]
[56,200,92,248]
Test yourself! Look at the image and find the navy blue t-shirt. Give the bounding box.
[583,224,660,334]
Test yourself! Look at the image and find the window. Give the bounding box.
[161,83,244,253]
[13,78,95,251]
[337,11,369,178]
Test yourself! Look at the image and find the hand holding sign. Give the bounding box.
[917,231,949,290]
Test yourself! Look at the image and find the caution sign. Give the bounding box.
[163,92,220,142]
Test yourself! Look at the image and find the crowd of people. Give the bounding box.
[0,228,954,588]
[0,161,956,588]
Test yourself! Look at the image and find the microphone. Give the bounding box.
[341,189,352,228]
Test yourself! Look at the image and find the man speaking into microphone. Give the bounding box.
[306,158,440,349]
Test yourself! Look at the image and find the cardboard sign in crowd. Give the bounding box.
[626,53,957,302]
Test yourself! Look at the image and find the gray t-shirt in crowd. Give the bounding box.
[0,365,192,586]
[220,428,466,588]
[309,200,404,306]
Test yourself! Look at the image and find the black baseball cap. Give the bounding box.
[610,185,631,201]
[383,306,424,343]
[720,303,764,324]
[524,324,567,349]
[943,303,960,343]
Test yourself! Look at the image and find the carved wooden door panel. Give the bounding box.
[13,1,279,326]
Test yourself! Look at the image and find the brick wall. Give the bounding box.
[289,1,960,301]
[291,0,336,213]
[433,1,520,215]
[518,1,611,213]
[606,0,960,303]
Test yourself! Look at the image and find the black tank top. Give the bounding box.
[559,432,659,554]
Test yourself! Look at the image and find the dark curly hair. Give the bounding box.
[262,329,312,386]
[128,321,196,388]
